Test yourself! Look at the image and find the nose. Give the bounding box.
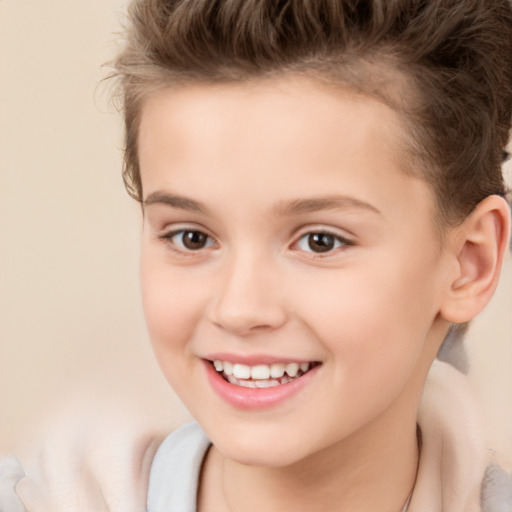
[208,252,288,336]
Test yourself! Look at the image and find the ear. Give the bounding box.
[440,195,511,324]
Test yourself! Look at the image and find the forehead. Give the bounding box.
[138,76,405,152]
[137,77,434,224]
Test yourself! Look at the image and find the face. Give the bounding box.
[138,77,452,467]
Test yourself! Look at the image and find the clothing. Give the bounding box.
[147,422,210,512]
[2,360,512,512]
[146,360,512,512]
[0,409,161,512]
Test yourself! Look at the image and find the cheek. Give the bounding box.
[290,253,441,384]
[139,250,205,365]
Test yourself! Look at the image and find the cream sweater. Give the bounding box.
[1,360,511,512]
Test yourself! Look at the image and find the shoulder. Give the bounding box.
[1,409,165,512]
[413,360,512,512]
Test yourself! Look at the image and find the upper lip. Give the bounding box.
[203,353,320,365]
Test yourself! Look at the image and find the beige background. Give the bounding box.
[0,0,511,463]
[0,0,192,453]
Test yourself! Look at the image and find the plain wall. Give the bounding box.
[0,0,192,452]
[1,0,511,463]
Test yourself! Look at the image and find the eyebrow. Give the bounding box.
[273,195,382,216]
[143,191,381,217]
[143,191,208,214]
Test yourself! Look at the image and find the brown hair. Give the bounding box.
[112,0,512,228]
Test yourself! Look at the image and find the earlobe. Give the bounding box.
[440,195,511,324]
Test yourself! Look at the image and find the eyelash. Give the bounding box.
[157,228,354,257]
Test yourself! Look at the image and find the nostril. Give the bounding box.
[207,268,288,335]
[209,311,287,336]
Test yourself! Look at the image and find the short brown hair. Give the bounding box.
[112,0,512,228]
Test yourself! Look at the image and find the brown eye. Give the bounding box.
[167,230,214,251]
[296,232,350,254]
[308,233,335,252]
[181,231,208,250]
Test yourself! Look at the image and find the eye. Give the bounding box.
[164,229,216,251]
[295,232,351,254]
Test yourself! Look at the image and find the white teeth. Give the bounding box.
[226,375,285,388]
[251,365,271,380]
[212,359,316,387]
[239,380,257,388]
[255,379,280,388]
[232,363,251,379]
[285,363,299,377]
[270,363,285,378]
[223,361,234,376]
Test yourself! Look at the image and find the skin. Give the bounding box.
[137,77,495,511]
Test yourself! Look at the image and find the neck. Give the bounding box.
[200,408,419,512]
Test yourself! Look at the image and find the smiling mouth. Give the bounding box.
[209,360,321,389]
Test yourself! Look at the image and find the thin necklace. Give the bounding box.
[400,425,421,511]
[400,491,412,512]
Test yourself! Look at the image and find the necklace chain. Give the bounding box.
[400,491,412,512]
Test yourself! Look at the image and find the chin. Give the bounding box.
[223,443,305,468]
[206,424,316,468]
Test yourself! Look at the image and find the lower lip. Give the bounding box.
[203,360,321,410]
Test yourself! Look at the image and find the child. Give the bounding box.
[2,0,512,511]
